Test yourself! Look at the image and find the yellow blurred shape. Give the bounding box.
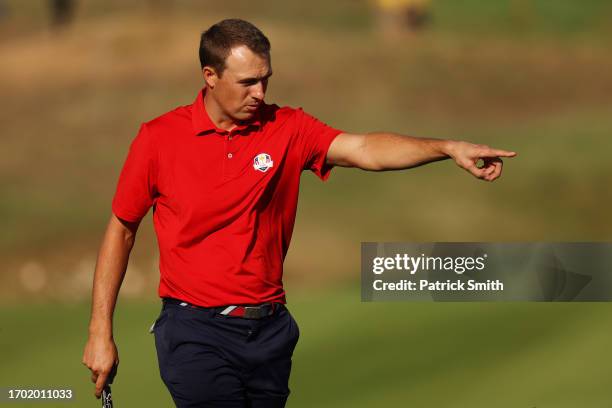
[376,0,430,12]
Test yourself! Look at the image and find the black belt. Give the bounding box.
[163,297,279,319]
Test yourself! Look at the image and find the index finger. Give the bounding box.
[95,372,109,398]
[482,148,517,158]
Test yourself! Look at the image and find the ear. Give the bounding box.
[202,66,219,89]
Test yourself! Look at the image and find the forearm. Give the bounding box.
[88,216,137,338]
[363,132,453,171]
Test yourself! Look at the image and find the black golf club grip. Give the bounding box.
[101,385,113,408]
[101,365,117,408]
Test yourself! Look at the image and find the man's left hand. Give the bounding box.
[446,141,517,182]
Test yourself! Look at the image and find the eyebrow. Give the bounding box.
[237,71,273,84]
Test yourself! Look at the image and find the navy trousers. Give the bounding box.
[152,301,300,408]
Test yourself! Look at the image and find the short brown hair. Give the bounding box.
[199,19,271,75]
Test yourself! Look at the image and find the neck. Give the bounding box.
[203,89,237,132]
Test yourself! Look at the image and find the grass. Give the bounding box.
[1,286,612,407]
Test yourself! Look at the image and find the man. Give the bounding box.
[82,19,515,408]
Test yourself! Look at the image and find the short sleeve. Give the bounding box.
[111,123,158,222]
[295,109,343,181]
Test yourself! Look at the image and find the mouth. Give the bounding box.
[245,104,260,112]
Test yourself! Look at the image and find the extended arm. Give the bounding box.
[82,214,139,398]
[326,132,516,181]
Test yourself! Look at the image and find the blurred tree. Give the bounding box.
[50,0,75,28]
[148,0,173,12]
[510,0,536,29]
[0,0,9,21]
[375,0,431,37]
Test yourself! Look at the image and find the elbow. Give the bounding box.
[340,156,383,171]
[357,152,385,171]
[361,162,385,172]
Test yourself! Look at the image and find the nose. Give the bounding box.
[251,82,265,101]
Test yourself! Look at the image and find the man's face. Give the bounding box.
[205,45,272,122]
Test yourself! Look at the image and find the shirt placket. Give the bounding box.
[223,130,238,179]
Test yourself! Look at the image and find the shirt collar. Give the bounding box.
[191,88,262,136]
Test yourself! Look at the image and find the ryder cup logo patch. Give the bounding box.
[253,153,274,172]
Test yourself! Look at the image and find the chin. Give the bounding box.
[236,111,255,120]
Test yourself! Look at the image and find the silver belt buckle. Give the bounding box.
[244,306,263,319]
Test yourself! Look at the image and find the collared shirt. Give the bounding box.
[112,89,343,307]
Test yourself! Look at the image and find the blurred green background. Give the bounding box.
[1,0,611,406]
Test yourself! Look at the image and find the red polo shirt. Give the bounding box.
[112,89,342,307]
